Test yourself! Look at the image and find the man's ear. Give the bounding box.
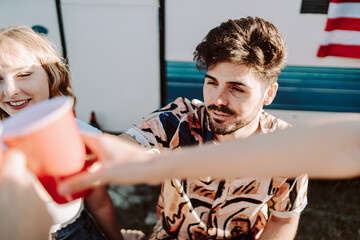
[263,82,278,106]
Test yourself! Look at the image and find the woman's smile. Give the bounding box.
[5,99,31,110]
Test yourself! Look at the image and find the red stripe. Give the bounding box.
[331,0,360,3]
[317,44,360,58]
[325,17,360,31]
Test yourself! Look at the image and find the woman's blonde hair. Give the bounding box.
[0,26,76,119]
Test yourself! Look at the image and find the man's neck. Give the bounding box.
[215,113,262,142]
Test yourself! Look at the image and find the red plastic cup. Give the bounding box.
[0,141,3,173]
[2,97,94,204]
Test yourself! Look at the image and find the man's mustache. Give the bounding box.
[207,104,236,115]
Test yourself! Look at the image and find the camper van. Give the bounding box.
[1,0,359,133]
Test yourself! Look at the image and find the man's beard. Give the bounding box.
[207,104,255,136]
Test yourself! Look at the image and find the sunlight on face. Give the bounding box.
[0,40,50,117]
[203,62,268,138]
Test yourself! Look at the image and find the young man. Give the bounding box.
[60,16,309,240]
[122,17,308,239]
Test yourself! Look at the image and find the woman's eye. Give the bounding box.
[17,73,31,78]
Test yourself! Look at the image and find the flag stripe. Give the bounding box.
[330,0,360,3]
[325,17,360,31]
[320,30,360,45]
[317,44,360,58]
[327,2,360,18]
[318,0,360,58]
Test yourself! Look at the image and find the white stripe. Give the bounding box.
[125,127,154,149]
[320,30,360,45]
[328,2,360,19]
[271,197,308,218]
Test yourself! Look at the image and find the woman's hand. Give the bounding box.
[58,134,155,197]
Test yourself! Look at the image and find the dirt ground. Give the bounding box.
[109,177,360,240]
[295,178,360,240]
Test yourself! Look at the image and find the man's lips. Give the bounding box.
[211,110,232,119]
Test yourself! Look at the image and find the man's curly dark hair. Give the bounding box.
[193,16,287,86]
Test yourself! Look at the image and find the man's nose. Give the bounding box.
[214,87,229,106]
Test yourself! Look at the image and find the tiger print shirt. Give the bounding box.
[126,97,308,240]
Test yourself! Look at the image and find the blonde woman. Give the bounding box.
[0,26,122,240]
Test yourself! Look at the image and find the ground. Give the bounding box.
[109,177,360,240]
[295,178,360,240]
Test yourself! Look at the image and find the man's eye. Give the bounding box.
[207,81,216,85]
[232,87,244,93]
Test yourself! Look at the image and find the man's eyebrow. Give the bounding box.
[205,74,247,87]
[228,81,247,87]
[204,74,217,81]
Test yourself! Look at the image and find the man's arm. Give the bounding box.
[258,214,300,240]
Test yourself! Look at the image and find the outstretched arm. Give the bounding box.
[58,115,360,195]
[153,115,360,181]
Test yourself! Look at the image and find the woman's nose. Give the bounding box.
[4,78,20,98]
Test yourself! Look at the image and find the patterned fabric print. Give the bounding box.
[126,97,308,240]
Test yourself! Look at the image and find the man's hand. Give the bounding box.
[121,229,145,240]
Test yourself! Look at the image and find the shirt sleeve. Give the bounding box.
[125,97,200,151]
[125,99,198,236]
[125,115,170,151]
[268,174,308,218]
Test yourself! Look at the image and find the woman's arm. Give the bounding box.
[84,186,124,240]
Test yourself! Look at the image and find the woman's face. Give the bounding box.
[0,40,50,117]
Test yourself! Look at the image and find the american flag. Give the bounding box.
[317,0,360,59]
